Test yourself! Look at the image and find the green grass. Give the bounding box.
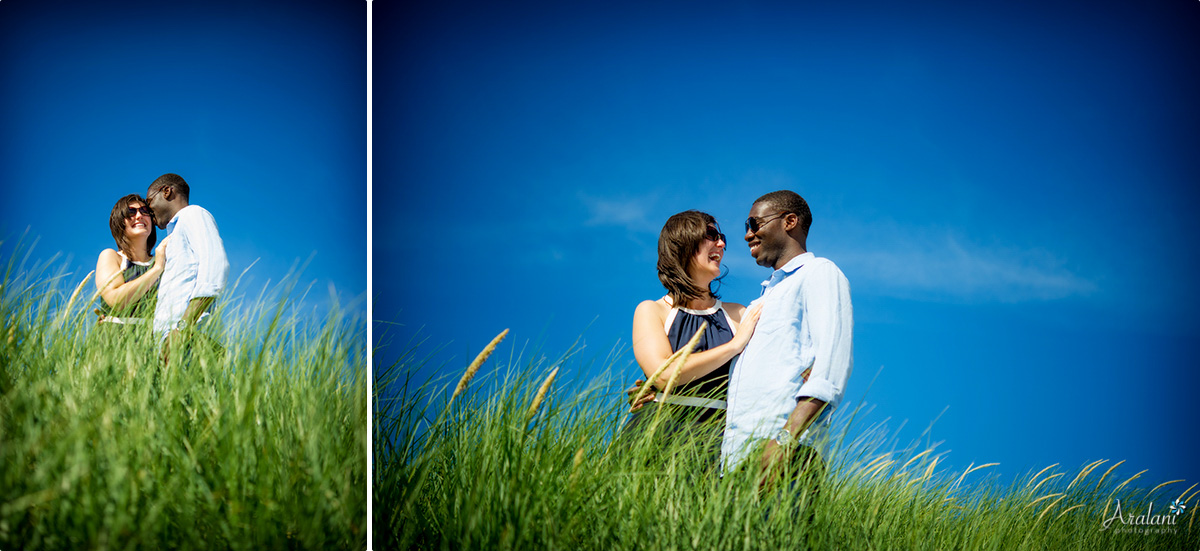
[375,331,1199,550]
[0,246,366,550]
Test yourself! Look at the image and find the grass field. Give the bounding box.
[375,330,1199,550]
[0,246,367,550]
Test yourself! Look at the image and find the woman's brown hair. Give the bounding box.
[108,194,157,259]
[657,210,722,308]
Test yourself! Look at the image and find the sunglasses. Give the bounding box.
[125,206,153,218]
[704,226,726,243]
[744,212,791,234]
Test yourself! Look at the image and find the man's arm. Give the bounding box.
[181,296,215,326]
[792,261,853,409]
[190,207,230,299]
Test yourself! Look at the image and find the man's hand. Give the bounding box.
[759,398,827,492]
[153,236,170,270]
[161,329,182,366]
[758,438,790,491]
[625,379,657,412]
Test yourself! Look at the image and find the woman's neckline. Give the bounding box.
[119,250,153,266]
[663,296,722,315]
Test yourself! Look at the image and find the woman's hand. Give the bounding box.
[153,236,169,270]
[730,302,763,352]
[625,379,657,412]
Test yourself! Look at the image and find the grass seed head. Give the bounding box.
[1029,473,1064,496]
[957,462,999,486]
[525,367,558,423]
[1036,495,1068,522]
[1056,504,1085,520]
[1095,459,1126,491]
[1147,479,1184,498]
[899,449,932,474]
[1177,483,1199,507]
[448,328,508,407]
[658,321,707,405]
[1109,469,1147,496]
[1026,492,1063,510]
[1026,463,1060,489]
[1067,459,1107,490]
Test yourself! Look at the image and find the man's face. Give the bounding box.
[744,202,790,268]
[146,186,170,229]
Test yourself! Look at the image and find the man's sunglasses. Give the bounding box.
[704,226,726,243]
[125,206,153,218]
[744,212,791,234]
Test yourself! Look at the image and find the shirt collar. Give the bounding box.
[164,208,184,233]
[760,251,814,294]
[777,251,813,274]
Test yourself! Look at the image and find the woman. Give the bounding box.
[624,210,761,465]
[94,194,168,333]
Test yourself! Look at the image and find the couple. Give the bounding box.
[93,173,230,363]
[627,190,853,487]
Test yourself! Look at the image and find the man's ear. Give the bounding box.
[161,187,174,201]
[784,212,799,232]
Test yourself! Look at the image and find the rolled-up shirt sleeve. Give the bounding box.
[796,261,853,407]
[187,207,229,298]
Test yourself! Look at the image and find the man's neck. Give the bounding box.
[163,202,188,223]
[773,246,808,270]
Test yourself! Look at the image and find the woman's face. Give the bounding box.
[124,201,153,241]
[689,224,726,281]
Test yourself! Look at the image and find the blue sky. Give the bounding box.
[376,0,1200,489]
[0,0,366,319]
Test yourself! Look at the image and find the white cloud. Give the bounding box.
[827,222,1096,303]
[577,191,659,233]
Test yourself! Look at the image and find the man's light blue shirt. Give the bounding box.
[153,204,229,336]
[721,252,853,471]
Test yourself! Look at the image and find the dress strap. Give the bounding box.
[662,307,679,334]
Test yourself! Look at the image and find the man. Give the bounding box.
[721,190,853,486]
[146,173,230,363]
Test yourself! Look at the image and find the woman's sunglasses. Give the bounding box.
[704,226,726,243]
[125,206,153,218]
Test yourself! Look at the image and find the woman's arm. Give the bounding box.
[631,299,762,389]
[94,239,168,310]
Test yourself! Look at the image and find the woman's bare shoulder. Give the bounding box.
[635,297,669,312]
[634,297,670,320]
[723,301,748,322]
[97,248,121,264]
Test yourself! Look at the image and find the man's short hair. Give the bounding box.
[753,190,812,235]
[150,173,190,202]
